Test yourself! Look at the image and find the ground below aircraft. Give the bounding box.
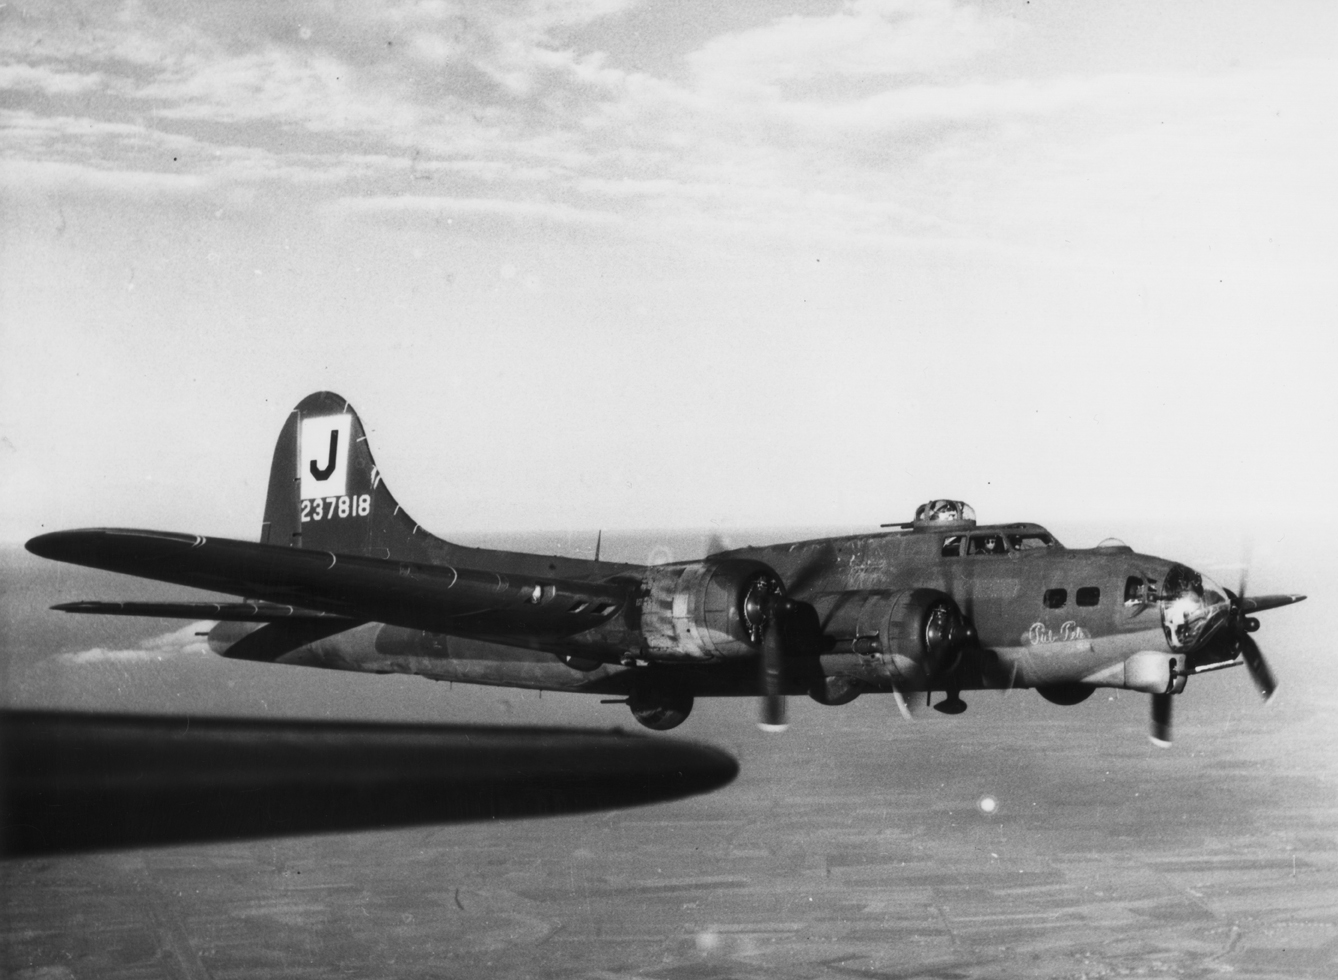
[28,392,1305,745]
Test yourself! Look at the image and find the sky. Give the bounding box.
[3,0,1337,545]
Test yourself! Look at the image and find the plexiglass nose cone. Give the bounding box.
[1160,564,1231,652]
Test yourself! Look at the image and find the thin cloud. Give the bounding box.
[0,159,210,196]
[57,622,215,665]
[325,194,623,226]
[0,113,371,195]
[2,0,1331,265]
[0,63,109,95]
[687,0,1016,87]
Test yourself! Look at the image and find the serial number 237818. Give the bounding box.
[301,494,371,522]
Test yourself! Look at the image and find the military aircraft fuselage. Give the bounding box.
[744,527,1171,678]
[212,519,1190,706]
[31,392,1300,738]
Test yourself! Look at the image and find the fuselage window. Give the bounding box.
[941,535,964,557]
[1007,533,1054,551]
[1124,576,1144,604]
[967,534,1006,556]
[1076,587,1101,607]
[1044,588,1067,609]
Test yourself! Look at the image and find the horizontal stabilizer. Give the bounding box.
[0,710,739,856]
[51,600,357,622]
[27,528,631,641]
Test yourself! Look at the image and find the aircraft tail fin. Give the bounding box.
[262,392,440,561]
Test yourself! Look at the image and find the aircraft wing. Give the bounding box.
[27,529,632,640]
[0,710,739,857]
[51,599,357,621]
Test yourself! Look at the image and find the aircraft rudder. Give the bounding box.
[260,392,429,559]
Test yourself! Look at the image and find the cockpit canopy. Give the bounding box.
[913,500,976,530]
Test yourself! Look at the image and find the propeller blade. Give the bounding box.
[891,685,914,721]
[1150,693,1173,747]
[758,620,787,732]
[784,542,837,597]
[1241,593,1306,614]
[1237,633,1278,701]
[776,596,824,656]
[751,590,821,732]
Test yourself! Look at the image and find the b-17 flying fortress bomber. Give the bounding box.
[28,392,1305,745]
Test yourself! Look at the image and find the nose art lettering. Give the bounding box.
[310,430,339,481]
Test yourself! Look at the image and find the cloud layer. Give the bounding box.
[57,622,215,665]
[2,1,1333,264]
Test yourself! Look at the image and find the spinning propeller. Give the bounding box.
[1226,564,1286,701]
[1150,692,1174,747]
[742,574,822,732]
[1149,565,1302,746]
[720,542,834,733]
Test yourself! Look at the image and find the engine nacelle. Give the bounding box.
[1122,651,1189,695]
[637,558,780,662]
[815,588,967,684]
[1081,651,1189,694]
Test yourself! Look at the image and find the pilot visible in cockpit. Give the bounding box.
[967,533,1006,555]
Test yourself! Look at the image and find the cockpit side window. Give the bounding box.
[941,535,965,558]
[967,534,1007,556]
[1124,576,1145,604]
[1007,533,1055,551]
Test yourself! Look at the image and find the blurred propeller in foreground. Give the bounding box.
[1150,693,1174,748]
[0,710,739,858]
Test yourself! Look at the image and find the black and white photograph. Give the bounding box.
[2,2,1336,977]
